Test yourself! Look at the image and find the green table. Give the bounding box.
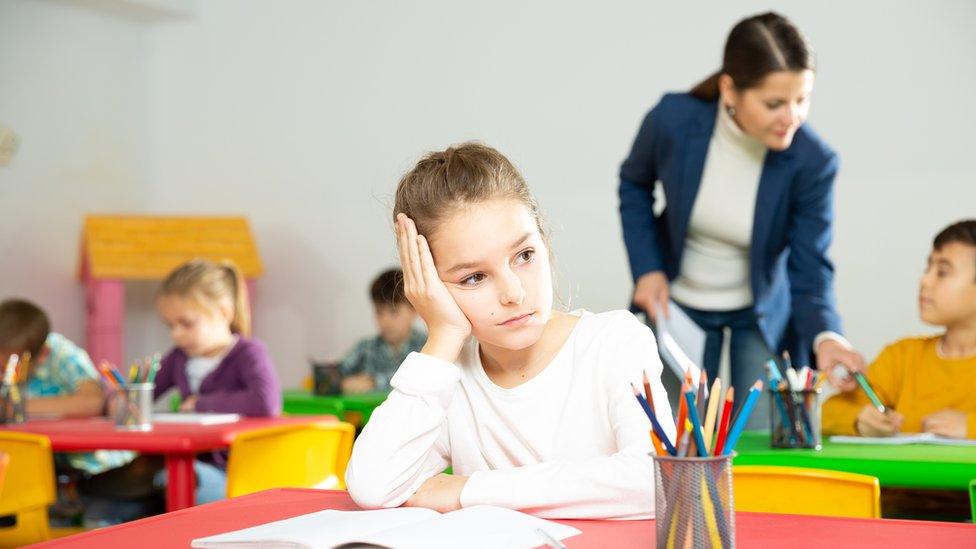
[733,431,976,491]
[282,390,389,428]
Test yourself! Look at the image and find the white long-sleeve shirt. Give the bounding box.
[345,310,675,520]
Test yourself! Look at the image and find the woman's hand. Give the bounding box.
[855,405,903,437]
[922,409,967,439]
[396,214,471,363]
[404,473,469,513]
[633,271,670,323]
[817,339,865,391]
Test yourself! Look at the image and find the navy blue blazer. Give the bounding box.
[619,92,843,363]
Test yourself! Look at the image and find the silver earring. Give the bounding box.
[726,104,736,117]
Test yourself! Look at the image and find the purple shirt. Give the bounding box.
[153,337,282,417]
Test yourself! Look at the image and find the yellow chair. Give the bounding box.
[0,452,8,492]
[733,465,881,518]
[226,421,355,498]
[0,432,56,547]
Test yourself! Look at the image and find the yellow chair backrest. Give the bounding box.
[0,452,8,493]
[0,432,56,547]
[733,465,880,518]
[226,421,355,499]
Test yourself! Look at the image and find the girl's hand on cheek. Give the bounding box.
[397,214,471,363]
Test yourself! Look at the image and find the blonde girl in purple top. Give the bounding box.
[152,259,282,503]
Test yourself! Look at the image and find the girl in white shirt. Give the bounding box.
[346,142,675,519]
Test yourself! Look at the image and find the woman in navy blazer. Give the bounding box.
[619,13,864,423]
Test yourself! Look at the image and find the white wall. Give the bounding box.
[2,1,974,388]
[0,0,150,346]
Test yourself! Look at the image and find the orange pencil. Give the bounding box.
[98,361,122,390]
[650,430,666,456]
[713,387,735,456]
[675,381,688,442]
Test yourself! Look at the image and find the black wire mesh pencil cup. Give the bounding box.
[768,387,822,449]
[652,452,736,548]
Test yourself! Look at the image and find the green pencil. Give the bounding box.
[146,353,161,384]
[852,370,886,414]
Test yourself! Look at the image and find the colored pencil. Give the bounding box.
[696,370,708,420]
[676,427,691,458]
[852,370,886,414]
[642,371,653,411]
[722,379,764,454]
[713,387,734,456]
[683,389,708,457]
[675,381,688,443]
[702,378,721,453]
[632,384,677,455]
[146,353,161,384]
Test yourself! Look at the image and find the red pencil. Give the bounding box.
[713,387,735,456]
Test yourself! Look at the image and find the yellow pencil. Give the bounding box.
[702,378,722,453]
[699,475,723,547]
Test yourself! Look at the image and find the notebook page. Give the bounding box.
[191,508,439,548]
[362,506,581,549]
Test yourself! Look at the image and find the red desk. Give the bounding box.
[31,488,976,548]
[0,416,335,512]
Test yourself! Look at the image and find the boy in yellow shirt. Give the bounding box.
[823,220,976,438]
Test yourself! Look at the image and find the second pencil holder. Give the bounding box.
[768,388,822,449]
[0,382,28,424]
[114,382,154,431]
[653,453,736,549]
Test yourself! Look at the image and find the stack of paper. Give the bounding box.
[829,433,976,446]
[153,412,241,425]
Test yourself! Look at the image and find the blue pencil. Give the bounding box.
[722,379,764,455]
[632,385,677,456]
[109,367,127,387]
[683,389,708,457]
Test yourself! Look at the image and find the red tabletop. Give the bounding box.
[0,416,337,453]
[31,488,976,548]
[1,416,336,512]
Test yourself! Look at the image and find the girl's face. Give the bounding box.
[427,199,553,351]
[721,69,814,151]
[919,242,976,326]
[156,295,234,358]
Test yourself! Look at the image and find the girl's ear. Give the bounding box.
[217,302,235,326]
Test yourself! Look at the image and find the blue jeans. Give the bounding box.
[650,304,775,430]
[154,460,227,505]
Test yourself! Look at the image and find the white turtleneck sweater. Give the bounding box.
[670,104,767,311]
[345,310,675,520]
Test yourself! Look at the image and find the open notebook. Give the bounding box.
[190,505,580,549]
[830,433,976,446]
